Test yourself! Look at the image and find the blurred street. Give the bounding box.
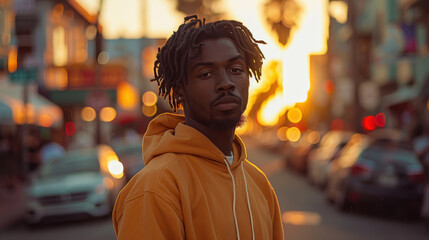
[1,0,429,239]
[1,136,428,240]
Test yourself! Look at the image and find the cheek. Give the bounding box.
[238,80,249,108]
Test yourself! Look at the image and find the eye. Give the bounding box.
[198,72,214,79]
[229,67,244,75]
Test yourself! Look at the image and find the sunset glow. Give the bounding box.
[228,0,329,126]
[75,0,330,128]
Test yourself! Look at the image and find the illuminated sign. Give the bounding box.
[45,64,127,90]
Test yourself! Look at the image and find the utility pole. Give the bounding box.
[95,0,103,145]
[348,0,362,132]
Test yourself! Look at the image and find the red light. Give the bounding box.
[362,116,376,131]
[65,122,76,136]
[296,121,308,132]
[350,163,371,176]
[408,171,425,184]
[331,118,344,130]
[324,80,334,94]
[375,113,385,127]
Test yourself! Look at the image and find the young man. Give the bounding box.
[113,15,284,239]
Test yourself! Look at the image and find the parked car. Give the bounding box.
[113,142,145,182]
[325,134,425,218]
[286,129,322,174]
[307,131,354,188]
[25,144,126,225]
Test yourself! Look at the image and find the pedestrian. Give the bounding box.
[112,15,284,239]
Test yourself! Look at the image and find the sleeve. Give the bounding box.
[113,192,185,240]
[271,187,285,240]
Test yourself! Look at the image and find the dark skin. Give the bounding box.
[175,38,250,156]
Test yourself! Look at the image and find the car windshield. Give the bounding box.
[360,146,419,165]
[39,149,100,178]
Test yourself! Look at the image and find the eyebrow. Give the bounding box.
[190,55,245,69]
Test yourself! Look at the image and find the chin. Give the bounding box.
[210,115,242,130]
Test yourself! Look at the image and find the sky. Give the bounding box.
[75,0,331,126]
[75,0,186,39]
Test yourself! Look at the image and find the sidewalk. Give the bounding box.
[0,178,25,230]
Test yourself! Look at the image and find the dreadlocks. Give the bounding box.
[152,15,266,111]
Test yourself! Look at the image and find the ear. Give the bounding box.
[174,85,184,103]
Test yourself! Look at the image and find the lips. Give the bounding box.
[213,96,240,111]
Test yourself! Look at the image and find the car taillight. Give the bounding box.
[408,171,425,184]
[350,163,371,176]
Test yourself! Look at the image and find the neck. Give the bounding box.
[185,118,235,156]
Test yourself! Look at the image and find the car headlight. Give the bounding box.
[108,160,124,179]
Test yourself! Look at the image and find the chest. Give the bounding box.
[175,163,273,239]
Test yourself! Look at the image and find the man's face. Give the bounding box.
[180,38,249,130]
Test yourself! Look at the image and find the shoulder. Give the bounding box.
[119,153,186,203]
[114,154,185,217]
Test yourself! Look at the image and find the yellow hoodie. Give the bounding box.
[113,113,284,239]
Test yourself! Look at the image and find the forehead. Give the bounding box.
[188,38,243,63]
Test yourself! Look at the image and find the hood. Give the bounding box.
[29,172,103,197]
[142,113,247,168]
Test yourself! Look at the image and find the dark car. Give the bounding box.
[325,134,425,217]
[307,130,354,188]
[113,142,145,182]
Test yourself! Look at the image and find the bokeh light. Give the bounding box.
[81,106,96,122]
[277,126,288,141]
[375,113,386,128]
[142,105,157,117]
[307,131,321,145]
[97,51,110,64]
[362,116,376,131]
[329,1,348,24]
[100,107,116,122]
[287,107,303,123]
[108,160,124,179]
[85,25,97,40]
[65,122,76,136]
[117,81,139,110]
[38,113,53,128]
[142,91,158,106]
[286,127,301,142]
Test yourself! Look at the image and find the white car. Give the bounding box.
[25,145,126,225]
[307,131,354,188]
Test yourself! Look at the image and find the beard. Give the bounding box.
[208,114,241,130]
[208,114,247,130]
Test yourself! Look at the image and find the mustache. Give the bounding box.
[210,92,241,106]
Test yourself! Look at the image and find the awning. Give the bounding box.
[381,77,429,109]
[381,85,419,108]
[0,78,63,127]
[0,100,13,124]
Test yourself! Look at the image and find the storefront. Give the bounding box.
[0,77,63,128]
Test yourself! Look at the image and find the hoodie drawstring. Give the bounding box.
[241,162,255,240]
[223,159,255,240]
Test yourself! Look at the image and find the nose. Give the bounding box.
[216,71,235,92]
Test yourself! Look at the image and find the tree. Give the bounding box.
[263,0,301,47]
[174,0,224,20]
